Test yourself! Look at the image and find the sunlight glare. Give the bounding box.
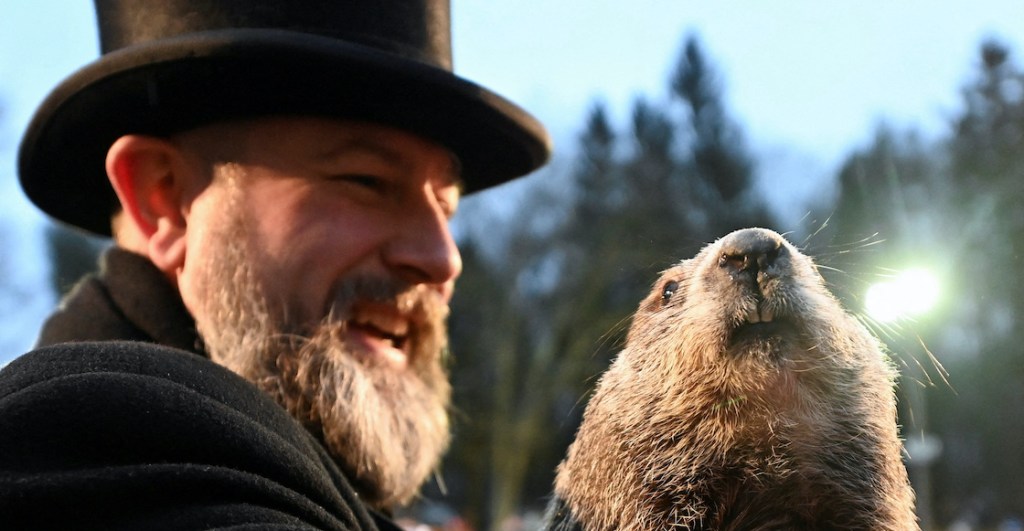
[865,268,941,323]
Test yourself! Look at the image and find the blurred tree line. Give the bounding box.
[15,33,1024,530]
[822,39,1024,528]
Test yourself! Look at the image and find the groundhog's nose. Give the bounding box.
[717,228,786,279]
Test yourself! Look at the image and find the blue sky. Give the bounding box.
[456,1,1021,151]
[1,1,1023,362]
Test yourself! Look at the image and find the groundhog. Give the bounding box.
[545,228,918,530]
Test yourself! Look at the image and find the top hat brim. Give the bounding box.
[18,29,552,236]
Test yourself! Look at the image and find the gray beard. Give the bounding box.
[191,193,451,509]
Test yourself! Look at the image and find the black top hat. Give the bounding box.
[19,0,552,235]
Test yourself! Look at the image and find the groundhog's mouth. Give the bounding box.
[728,304,796,346]
[732,321,785,341]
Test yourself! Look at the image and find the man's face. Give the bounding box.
[172,117,463,508]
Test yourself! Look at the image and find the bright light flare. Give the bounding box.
[865,268,941,323]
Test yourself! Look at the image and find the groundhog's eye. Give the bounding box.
[661,281,679,303]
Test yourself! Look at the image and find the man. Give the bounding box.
[0,1,549,529]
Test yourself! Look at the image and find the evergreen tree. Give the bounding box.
[573,102,620,223]
[669,35,766,237]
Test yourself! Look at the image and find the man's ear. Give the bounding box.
[105,134,203,276]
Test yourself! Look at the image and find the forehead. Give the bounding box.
[174,116,462,185]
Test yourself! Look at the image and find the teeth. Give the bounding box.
[744,306,775,324]
[352,304,409,337]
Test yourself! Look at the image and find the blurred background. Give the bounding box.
[2,2,1022,530]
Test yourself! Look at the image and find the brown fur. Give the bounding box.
[552,228,917,530]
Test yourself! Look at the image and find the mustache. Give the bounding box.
[321,275,450,324]
[300,275,452,373]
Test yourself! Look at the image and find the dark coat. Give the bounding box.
[0,248,399,530]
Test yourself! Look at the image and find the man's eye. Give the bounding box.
[335,174,386,191]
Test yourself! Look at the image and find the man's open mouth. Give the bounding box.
[345,301,412,368]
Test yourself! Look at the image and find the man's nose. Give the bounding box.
[383,196,463,292]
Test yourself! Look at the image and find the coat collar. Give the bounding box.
[37,247,203,355]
